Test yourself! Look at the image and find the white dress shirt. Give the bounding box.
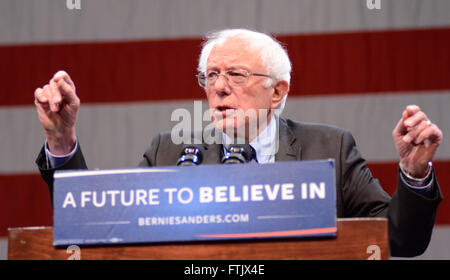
[221,115,278,164]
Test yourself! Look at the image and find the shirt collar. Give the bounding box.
[222,115,277,163]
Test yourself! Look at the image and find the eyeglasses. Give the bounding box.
[196,69,276,88]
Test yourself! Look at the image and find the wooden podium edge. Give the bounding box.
[8,218,388,260]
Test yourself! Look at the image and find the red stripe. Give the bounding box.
[367,161,449,225]
[197,227,337,238]
[0,28,449,106]
[0,174,52,236]
[283,28,450,96]
[1,160,449,237]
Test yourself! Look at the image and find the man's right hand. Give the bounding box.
[34,70,80,156]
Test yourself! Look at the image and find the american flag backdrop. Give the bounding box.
[0,0,449,259]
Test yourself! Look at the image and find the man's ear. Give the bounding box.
[271,80,289,109]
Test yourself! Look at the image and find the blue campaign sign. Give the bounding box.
[53,160,336,246]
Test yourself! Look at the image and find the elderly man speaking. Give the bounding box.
[34,29,443,257]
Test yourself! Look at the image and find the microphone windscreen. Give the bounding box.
[177,146,203,166]
[221,144,255,164]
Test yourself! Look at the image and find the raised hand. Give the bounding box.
[34,71,80,155]
[393,105,443,178]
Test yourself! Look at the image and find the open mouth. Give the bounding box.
[215,105,235,111]
[214,105,236,115]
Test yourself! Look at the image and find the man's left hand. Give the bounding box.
[393,105,443,178]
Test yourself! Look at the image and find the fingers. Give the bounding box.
[403,110,427,130]
[53,71,79,105]
[34,86,51,112]
[398,104,442,146]
[56,77,77,104]
[403,104,421,118]
[53,70,74,88]
[402,118,432,144]
[393,105,420,136]
[49,79,62,112]
[35,83,61,113]
[394,105,425,135]
[33,70,79,113]
[415,123,443,147]
[34,87,54,126]
[34,87,46,104]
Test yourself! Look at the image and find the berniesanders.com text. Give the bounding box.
[138,213,249,226]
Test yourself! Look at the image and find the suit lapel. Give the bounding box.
[275,118,301,162]
[202,143,223,164]
[200,127,223,164]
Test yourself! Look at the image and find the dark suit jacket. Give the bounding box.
[36,118,442,257]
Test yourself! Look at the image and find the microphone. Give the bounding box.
[177,146,203,166]
[221,144,257,164]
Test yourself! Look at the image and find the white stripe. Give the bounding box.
[1,91,449,174]
[0,238,7,260]
[0,0,449,45]
[283,91,450,162]
[54,168,177,178]
[390,226,450,260]
[0,101,200,173]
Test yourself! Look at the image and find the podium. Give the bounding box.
[8,218,388,260]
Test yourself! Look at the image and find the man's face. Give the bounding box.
[205,37,276,140]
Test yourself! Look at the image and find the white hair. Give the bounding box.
[197,29,292,113]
